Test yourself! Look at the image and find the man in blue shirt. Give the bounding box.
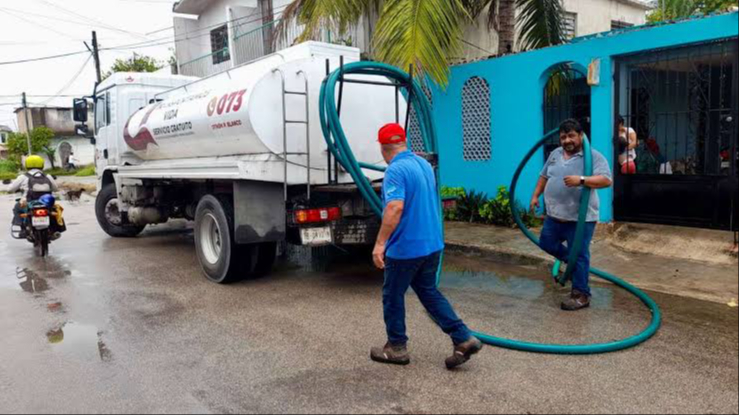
[370,123,482,370]
[530,119,613,311]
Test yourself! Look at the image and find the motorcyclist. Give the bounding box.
[9,155,61,239]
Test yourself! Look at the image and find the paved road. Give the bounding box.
[0,194,737,414]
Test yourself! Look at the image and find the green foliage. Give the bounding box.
[0,159,18,174]
[1,172,18,181]
[479,186,514,227]
[647,0,737,22]
[103,53,163,80]
[5,127,54,166]
[41,145,57,170]
[457,190,488,223]
[441,186,467,220]
[444,186,544,228]
[74,165,96,177]
[279,0,567,86]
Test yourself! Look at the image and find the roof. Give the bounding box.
[0,125,12,132]
[572,10,738,43]
[172,0,208,15]
[13,105,74,113]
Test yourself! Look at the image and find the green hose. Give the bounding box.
[319,62,661,355]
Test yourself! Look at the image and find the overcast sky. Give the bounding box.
[0,0,181,131]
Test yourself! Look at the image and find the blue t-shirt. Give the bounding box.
[382,151,445,259]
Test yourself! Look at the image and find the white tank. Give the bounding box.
[122,42,405,174]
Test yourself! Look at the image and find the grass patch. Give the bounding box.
[0,172,18,181]
[44,165,96,177]
[74,165,96,177]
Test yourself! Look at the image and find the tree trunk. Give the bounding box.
[497,0,516,56]
[260,0,275,54]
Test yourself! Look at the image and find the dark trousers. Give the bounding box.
[383,251,472,346]
[539,217,596,296]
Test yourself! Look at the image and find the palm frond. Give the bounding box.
[516,0,566,51]
[460,0,499,29]
[372,0,468,86]
[275,0,365,44]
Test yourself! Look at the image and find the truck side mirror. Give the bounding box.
[75,124,96,144]
[73,98,88,122]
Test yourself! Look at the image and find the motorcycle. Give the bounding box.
[11,195,62,257]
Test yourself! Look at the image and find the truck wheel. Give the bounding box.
[95,184,145,238]
[194,195,256,284]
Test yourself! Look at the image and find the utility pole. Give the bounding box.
[92,31,102,84]
[21,92,33,157]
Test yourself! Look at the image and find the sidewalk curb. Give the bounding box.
[445,240,553,269]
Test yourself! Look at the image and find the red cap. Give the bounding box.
[378,123,407,145]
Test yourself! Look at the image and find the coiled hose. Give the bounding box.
[319,62,661,354]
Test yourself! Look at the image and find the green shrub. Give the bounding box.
[457,190,488,223]
[0,159,18,174]
[75,165,96,177]
[0,171,18,181]
[441,186,466,220]
[479,186,514,227]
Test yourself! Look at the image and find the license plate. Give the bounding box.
[32,216,50,228]
[300,227,332,246]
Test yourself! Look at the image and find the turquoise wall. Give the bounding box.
[431,12,738,222]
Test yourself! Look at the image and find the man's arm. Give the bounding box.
[373,200,404,269]
[47,175,59,192]
[530,176,548,213]
[7,176,26,194]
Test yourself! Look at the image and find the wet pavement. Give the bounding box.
[0,194,737,414]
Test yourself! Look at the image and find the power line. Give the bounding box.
[0,4,291,66]
[0,50,90,66]
[0,5,153,35]
[0,7,79,41]
[38,55,93,105]
[37,0,150,40]
[103,4,289,51]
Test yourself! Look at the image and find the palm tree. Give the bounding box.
[277,0,566,86]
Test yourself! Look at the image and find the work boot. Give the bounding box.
[370,342,410,366]
[445,337,483,370]
[561,290,590,311]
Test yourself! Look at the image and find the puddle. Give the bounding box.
[46,322,112,362]
[441,255,614,309]
[16,268,50,294]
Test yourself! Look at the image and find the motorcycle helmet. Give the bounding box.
[39,194,56,208]
[25,155,45,170]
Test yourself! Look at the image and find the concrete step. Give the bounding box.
[603,222,738,266]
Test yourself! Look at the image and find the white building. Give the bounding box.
[14,106,95,169]
[174,0,651,77]
[0,125,11,159]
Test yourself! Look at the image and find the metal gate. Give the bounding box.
[614,39,738,230]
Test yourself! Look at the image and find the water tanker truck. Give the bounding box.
[73,42,407,283]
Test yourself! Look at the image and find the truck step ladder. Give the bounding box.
[273,69,311,202]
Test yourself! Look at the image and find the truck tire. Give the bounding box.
[95,183,145,238]
[194,195,257,284]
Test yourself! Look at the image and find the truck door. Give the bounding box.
[94,91,115,169]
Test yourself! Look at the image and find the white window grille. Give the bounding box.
[462,77,491,162]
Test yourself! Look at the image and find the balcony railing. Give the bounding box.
[179,19,361,78]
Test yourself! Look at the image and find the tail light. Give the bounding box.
[294,207,342,225]
[33,209,49,217]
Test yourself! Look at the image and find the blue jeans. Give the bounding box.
[539,217,597,297]
[383,251,472,346]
